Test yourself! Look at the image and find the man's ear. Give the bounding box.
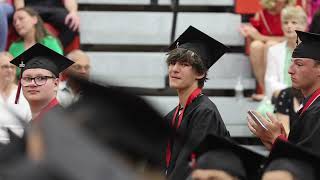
[195,73,205,80]
[53,78,59,92]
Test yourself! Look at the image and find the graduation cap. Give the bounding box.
[292,31,320,61]
[65,77,172,167]
[263,139,320,180]
[37,109,141,180]
[168,26,229,69]
[10,43,74,104]
[193,134,266,180]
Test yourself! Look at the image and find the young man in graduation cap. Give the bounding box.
[262,138,320,180]
[190,134,266,180]
[10,43,74,122]
[248,31,320,152]
[164,26,230,179]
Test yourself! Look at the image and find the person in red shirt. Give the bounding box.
[10,43,73,122]
[240,0,295,101]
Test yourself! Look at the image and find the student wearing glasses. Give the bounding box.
[10,43,73,122]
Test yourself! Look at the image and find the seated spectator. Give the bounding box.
[265,6,307,99]
[0,52,31,142]
[13,0,80,49]
[240,0,295,101]
[0,0,13,51]
[257,6,307,119]
[9,7,63,78]
[274,87,303,135]
[57,49,91,107]
[189,134,266,180]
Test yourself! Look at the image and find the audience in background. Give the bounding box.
[57,49,91,107]
[256,6,306,122]
[240,0,295,101]
[13,0,80,49]
[8,7,63,78]
[0,52,31,141]
[265,6,307,100]
[0,0,13,51]
[262,5,305,108]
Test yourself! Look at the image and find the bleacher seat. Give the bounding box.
[86,52,254,89]
[78,0,150,4]
[175,13,244,46]
[87,52,167,88]
[158,0,233,6]
[143,96,258,137]
[79,12,173,45]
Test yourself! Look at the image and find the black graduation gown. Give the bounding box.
[288,97,320,154]
[164,95,230,180]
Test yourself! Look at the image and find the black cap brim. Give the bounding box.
[168,26,229,69]
[10,43,74,77]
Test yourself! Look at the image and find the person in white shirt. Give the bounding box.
[265,6,308,99]
[0,52,31,143]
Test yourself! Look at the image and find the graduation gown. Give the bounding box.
[32,98,64,122]
[164,95,230,179]
[288,97,320,154]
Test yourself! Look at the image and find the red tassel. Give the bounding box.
[15,73,22,104]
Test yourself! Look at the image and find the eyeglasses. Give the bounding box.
[21,76,56,86]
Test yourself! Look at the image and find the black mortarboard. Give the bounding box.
[0,128,26,165]
[9,43,74,104]
[263,139,320,180]
[292,31,320,61]
[65,77,172,167]
[193,134,266,180]
[10,43,74,77]
[37,109,140,180]
[168,26,229,69]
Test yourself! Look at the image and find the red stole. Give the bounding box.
[274,88,320,144]
[299,88,320,117]
[165,88,202,170]
[33,98,59,122]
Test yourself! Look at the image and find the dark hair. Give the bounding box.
[14,7,51,43]
[166,48,207,88]
[313,59,320,66]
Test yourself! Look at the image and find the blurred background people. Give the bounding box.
[265,6,307,99]
[256,6,307,117]
[240,0,295,101]
[9,7,63,57]
[0,52,31,142]
[9,7,63,79]
[57,49,91,107]
[13,0,80,49]
[0,0,13,51]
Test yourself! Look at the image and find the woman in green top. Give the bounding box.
[9,7,63,78]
